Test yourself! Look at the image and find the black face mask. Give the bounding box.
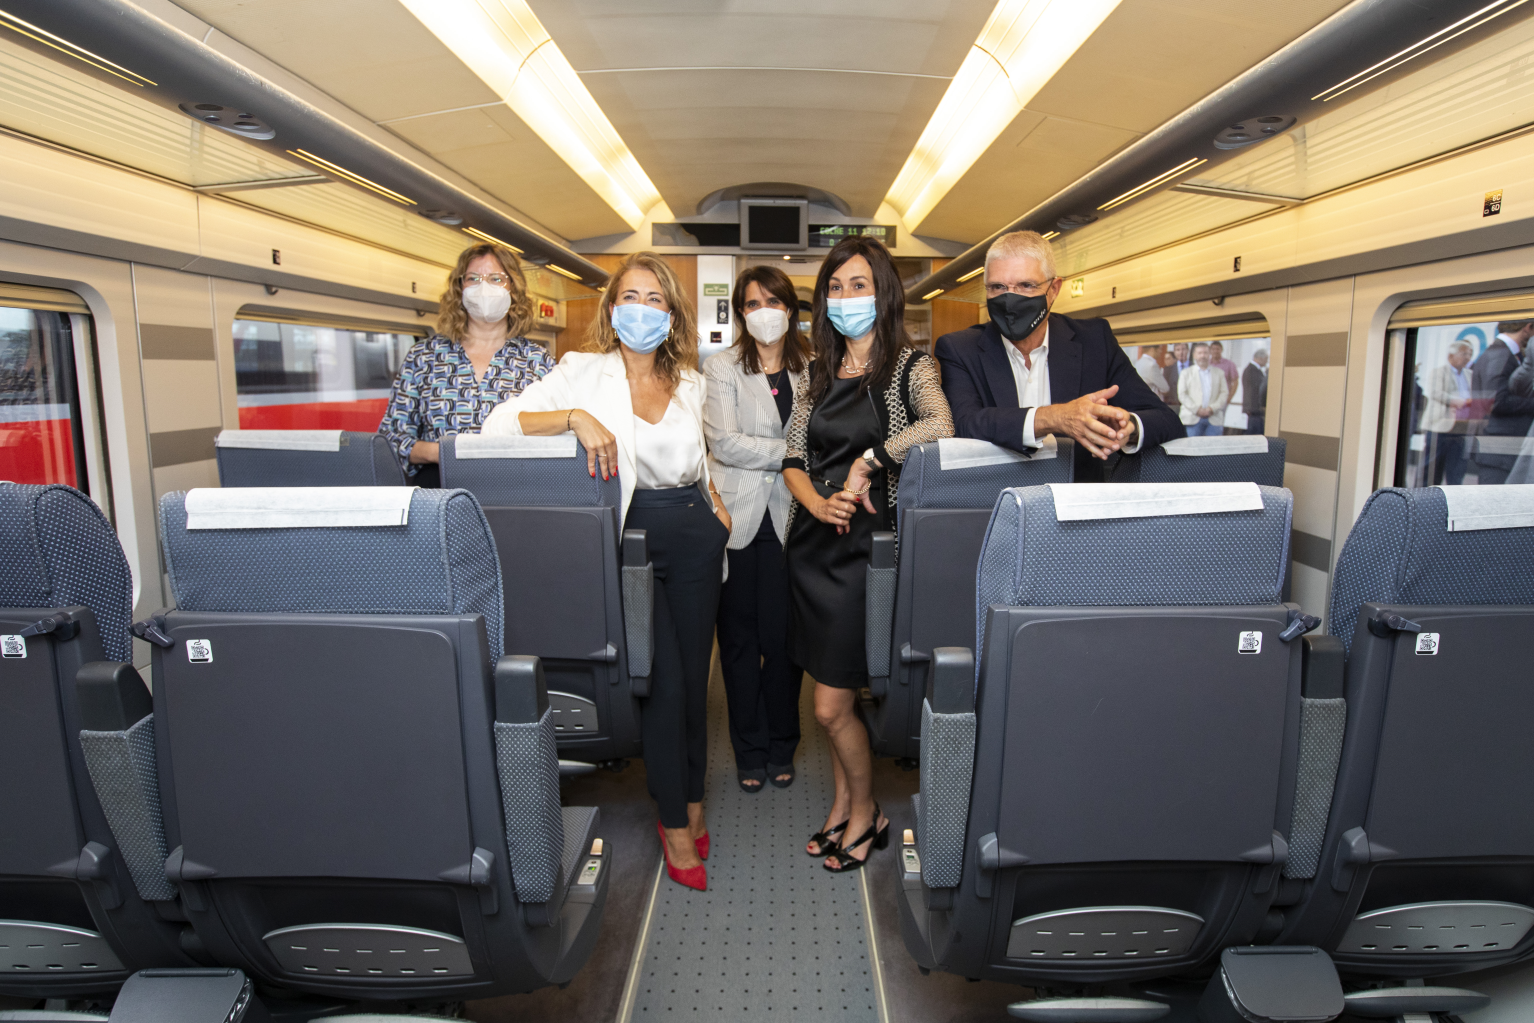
[987,291,1050,341]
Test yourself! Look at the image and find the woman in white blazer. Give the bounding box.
[1176,342,1230,436]
[482,252,729,893]
[704,265,812,795]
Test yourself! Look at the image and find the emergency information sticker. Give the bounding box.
[1,635,25,658]
[1238,631,1262,655]
[186,639,213,663]
[1415,633,1440,655]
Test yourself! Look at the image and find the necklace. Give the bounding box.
[841,350,867,375]
[766,368,788,396]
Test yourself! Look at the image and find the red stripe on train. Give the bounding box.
[0,419,78,487]
[238,399,390,432]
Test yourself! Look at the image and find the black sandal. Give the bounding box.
[767,762,795,788]
[806,819,848,857]
[738,767,766,793]
[823,807,890,873]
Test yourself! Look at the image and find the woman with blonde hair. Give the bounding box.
[379,241,552,486]
[483,252,730,892]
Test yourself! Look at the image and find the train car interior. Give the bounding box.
[3,0,1534,1020]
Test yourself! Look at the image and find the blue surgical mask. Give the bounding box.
[611,303,672,353]
[826,295,877,339]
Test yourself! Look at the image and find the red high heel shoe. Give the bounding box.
[657,821,707,891]
[695,830,710,861]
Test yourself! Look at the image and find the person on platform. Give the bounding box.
[379,241,553,486]
[703,265,811,794]
[1469,320,1534,485]
[933,231,1183,480]
[782,236,953,873]
[1242,347,1270,435]
[482,252,729,892]
[1209,340,1240,403]
[1178,342,1229,437]
[1420,340,1473,485]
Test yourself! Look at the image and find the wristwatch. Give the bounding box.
[861,447,881,471]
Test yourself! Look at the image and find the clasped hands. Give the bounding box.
[1034,385,1138,460]
[812,458,878,535]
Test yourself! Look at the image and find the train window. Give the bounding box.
[0,301,94,490]
[233,317,422,431]
[1119,332,1273,434]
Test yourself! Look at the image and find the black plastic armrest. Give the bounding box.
[869,531,895,571]
[494,655,549,724]
[107,968,256,1023]
[622,529,647,568]
[1300,635,1344,699]
[926,647,974,714]
[76,661,153,731]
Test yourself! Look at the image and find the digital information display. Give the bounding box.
[808,224,897,248]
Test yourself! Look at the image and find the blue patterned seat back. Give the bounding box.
[0,482,132,661]
[1329,487,1534,654]
[895,439,1074,521]
[977,484,1292,648]
[215,432,405,487]
[159,488,504,660]
[1133,437,1287,487]
[438,434,619,508]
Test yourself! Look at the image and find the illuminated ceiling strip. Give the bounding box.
[921,288,946,301]
[399,0,662,230]
[883,0,1124,231]
[1097,158,1206,211]
[956,266,985,282]
[1040,231,1060,240]
[1314,0,1531,102]
[0,8,155,86]
[286,149,415,205]
[463,226,524,253]
[547,264,583,281]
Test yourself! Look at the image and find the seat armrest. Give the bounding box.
[622,529,647,568]
[865,532,897,684]
[77,661,152,730]
[926,647,974,714]
[621,529,654,691]
[1300,635,1344,699]
[494,655,549,724]
[1342,986,1489,1018]
[106,969,261,1023]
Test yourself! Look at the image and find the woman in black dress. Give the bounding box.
[781,236,954,872]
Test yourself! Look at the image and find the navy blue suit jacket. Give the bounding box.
[933,314,1185,478]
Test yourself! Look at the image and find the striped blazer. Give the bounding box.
[702,349,804,549]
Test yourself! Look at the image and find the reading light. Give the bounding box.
[286,149,415,205]
[883,0,1123,231]
[463,226,524,253]
[547,264,583,281]
[1314,0,1530,102]
[921,289,945,301]
[0,7,155,85]
[400,0,662,230]
[956,266,985,283]
[1097,158,1206,211]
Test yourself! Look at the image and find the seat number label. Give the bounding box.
[1238,631,1262,654]
[1,635,24,658]
[1415,632,1440,655]
[186,639,213,663]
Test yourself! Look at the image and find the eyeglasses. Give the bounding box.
[984,280,1054,298]
[463,273,510,288]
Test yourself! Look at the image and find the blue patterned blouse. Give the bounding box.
[379,333,555,475]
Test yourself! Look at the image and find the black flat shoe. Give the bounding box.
[823,807,889,873]
[806,819,848,857]
[767,762,795,788]
[738,767,766,793]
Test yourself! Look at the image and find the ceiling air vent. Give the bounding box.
[1213,115,1296,150]
[178,102,275,140]
[418,209,464,225]
[1056,214,1098,231]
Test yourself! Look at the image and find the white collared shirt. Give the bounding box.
[1498,333,1523,357]
[1004,324,1143,451]
[1198,366,1213,407]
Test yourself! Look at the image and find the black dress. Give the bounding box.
[786,376,893,688]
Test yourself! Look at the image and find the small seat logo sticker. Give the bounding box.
[1,635,25,658]
[186,639,213,663]
[1238,631,1262,654]
[1415,633,1440,655]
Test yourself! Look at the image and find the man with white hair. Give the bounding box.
[933,231,1184,479]
[1421,338,1475,485]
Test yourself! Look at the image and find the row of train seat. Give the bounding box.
[898,480,1534,1023]
[0,481,610,1019]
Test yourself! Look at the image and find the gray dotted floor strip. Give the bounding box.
[627,659,881,1020]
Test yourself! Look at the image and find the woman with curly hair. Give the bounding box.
[378,242,552,486]
[483,252,730,892]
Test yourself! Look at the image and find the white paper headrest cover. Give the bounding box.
[1160,435,1269,456]
[184,487,415,529]
[1048,482,1263,521]
[937,435,1055,469]
[215,430,343,451]
[1435,484,1534,532]
[454,433,578,459]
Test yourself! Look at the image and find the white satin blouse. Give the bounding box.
[634,401,705,489]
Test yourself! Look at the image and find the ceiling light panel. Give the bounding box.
[882,0,1123,231]
[0,5,153,86]
[399,0,662,229]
